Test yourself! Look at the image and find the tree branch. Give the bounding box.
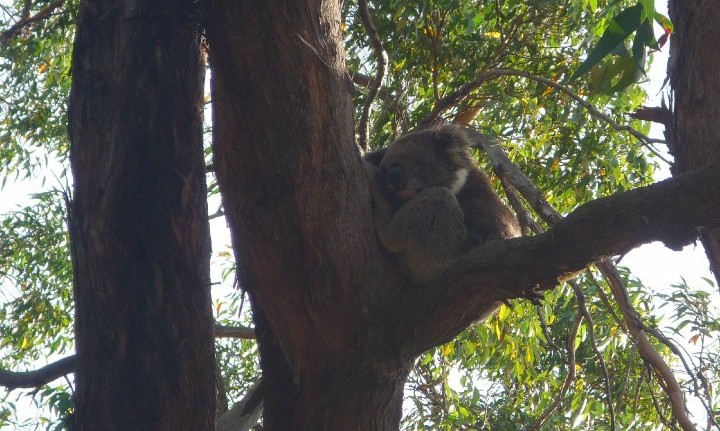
[0,356,75,390]
[0,0,65,47]
[597,262,698,431]
[356,0,388,150]
[215,324,255,339]
[638,319,720,429]
[0,325,255,391]
[471,132,702,431]
[216,380,264,431]
[400,157,720,358]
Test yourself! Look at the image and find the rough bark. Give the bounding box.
[204,1,410,429]
[68,1,216,430]
[203,2,720,430]
[668,0,720,287]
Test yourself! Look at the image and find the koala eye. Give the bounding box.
[385,163,407,190]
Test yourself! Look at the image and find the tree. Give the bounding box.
[1,0,719,430]
[66,0,216,429]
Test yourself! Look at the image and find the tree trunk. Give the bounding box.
[668,0,720,287]
[203,0,414,428]
[67,1,216,430]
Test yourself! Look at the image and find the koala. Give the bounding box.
[364,125,519,283]
[367,174,470,283]
[369,124,520,245]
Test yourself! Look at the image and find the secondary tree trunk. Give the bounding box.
[668,0,720,287]
[68,1,216,430]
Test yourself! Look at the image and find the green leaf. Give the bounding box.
[571,3,644,80]
[654,12,673,32]
[635,18,658,53]
[640,0,654,21]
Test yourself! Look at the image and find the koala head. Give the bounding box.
[378,125,472,201]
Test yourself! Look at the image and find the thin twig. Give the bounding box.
[352,72,410,132]
[536,305,562,352]
[569,280,616,430]
[586,269,627,331]
[357,0,388,151]
[647,375,678,430]
[524,313,583,431]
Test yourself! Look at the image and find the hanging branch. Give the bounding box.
[470,130,701,431]
[420,68,669,163]
[597,262,698,431]
[357,0,388,150]
[638,322,719,429]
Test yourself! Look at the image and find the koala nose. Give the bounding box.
[385,164,407,191]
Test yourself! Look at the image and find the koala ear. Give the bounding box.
[364,147,387,167]
[433,125,470,149]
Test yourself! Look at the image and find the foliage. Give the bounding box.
[0,0,78,182]
[0,192,74,429]
[0,0,718,429]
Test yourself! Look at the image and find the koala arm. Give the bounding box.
[374,187,471,283]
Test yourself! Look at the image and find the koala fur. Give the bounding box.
[368,172,470,283]
[365,124,519,283]
[370,124,520,244]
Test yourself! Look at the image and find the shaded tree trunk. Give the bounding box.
[67,1,216,430]
[203,1,413,428]
[668,0,720,287]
